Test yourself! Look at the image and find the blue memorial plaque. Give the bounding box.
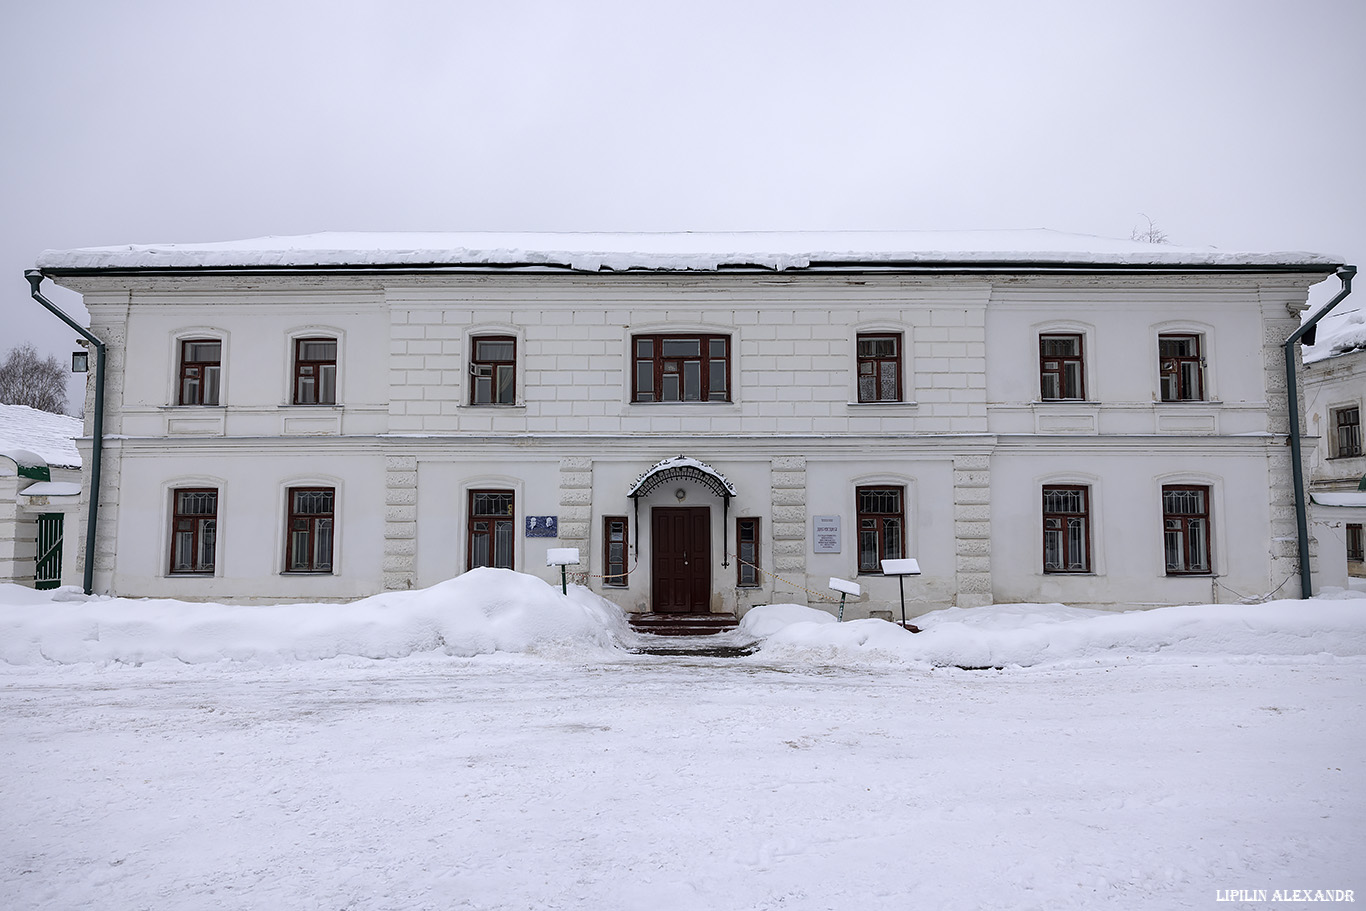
[525,516,558,538]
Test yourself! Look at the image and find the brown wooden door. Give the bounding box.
[651,507,711,613]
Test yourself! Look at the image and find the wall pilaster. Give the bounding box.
[953,453,993,607]
[382,455,417,590]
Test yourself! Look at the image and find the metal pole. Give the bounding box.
[837,592,847,622]
[25,272,104,595]
[560,565,568,596]
[898,575,907,627]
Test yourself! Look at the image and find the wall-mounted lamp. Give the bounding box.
[71,351,89,373]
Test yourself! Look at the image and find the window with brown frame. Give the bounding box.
[469,490,515,570]
[632,334,730,402]
[737,517,761,587]
[178,340,222,406]
[1042,486,1090,573]
[1159,334,1204,402]
[1347,523,1364,566]
[470,336,516,405]
[857,486,905,573]
[1333,406,1361,458]
[169,488,217,574]
[1162,485,1211,575]
[293,338,337,405]
[1039,334,1085,401]
[856,333,902,403]
[603,515,628,586]
[285,487,334,573]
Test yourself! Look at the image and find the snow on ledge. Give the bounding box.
[17,481,82,498]
[36,229,1344,273]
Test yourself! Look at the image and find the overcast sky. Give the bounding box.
[3,0,1363,406]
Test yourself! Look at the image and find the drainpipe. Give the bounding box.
[24,271,104,595]
[1283,264,1356,599]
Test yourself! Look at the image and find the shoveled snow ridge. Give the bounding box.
[36,229,1343,272]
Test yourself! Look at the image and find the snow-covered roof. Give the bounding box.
[0,405,82,469]
[1303,307,1366,364]
[36,230,1344,273]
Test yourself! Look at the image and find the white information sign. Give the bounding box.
[813,516,841,554]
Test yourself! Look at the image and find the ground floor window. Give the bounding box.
[857,486,904,573]
[737,517,760,587]
[469,490,515,570]
[1348,523,1364,568]
[1043,485,1090,573]
[603,515,628,586]
[1162,485,1211,575]
[171,488,218,574]
[286,487,334,573]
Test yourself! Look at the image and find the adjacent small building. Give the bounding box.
[29,230,1350,615]
[0,404,83,589]
[1303,315,1366,590]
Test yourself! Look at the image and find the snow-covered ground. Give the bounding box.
[3,574,1364,910]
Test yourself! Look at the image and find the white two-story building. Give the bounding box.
[31,231,1348,617]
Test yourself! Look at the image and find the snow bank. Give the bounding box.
[745,597,1366,667]
[0,569,629,666]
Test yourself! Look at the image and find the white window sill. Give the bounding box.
[845,401,919,408]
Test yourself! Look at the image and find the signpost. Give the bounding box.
[829,577,861,621]
[546,547,580,595]
[879,558,921,628]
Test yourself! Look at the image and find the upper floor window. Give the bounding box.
[285,487,335,573]
[1159,334,1204,402]
[1039,334,1084,401]
[603,515,628,587]
[1333,406,1361,457]
[856,333,902,403]
[857,485,905,573]
[293,338,337,405]
[737,517,761,587]
[1162,484,1211,575]
[632,334,730,402]
[1042,485,1090,573]
[469,489,515,570]
[170,488,217,574]
[178,340,221,406]
[470,336,516,405]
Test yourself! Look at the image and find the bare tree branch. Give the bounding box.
[1131,213,1170,245]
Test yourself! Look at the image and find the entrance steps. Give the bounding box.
[627,612,740,637]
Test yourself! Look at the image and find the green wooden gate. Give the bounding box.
[35,513,63,590]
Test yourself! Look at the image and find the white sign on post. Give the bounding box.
[813,516,841,553]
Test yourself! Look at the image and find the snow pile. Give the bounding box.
[0,569,629,666]
[0,403,82,468]
[745,597,1366,667]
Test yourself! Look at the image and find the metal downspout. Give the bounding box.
[1283,265,1356,599]
[24,271,105,595]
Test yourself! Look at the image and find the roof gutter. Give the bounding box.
[25,271,104,595]
[37,260,1345,279]
[1284,264,1356,599]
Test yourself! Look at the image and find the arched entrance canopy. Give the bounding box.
[627,455,736,563]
